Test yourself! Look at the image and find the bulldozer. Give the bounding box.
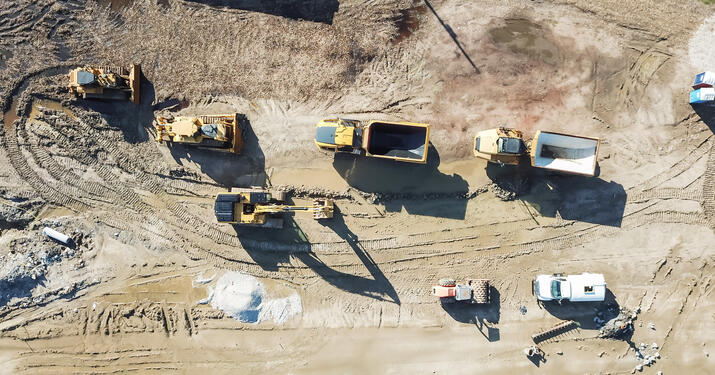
[214,188,334,228]
[432,277,491,304]
[154,113,245,153]
[68,64,140,104]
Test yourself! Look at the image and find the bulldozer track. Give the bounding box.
[635,137,712,192]
[703,147,715,229]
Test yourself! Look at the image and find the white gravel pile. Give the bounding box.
[689,13,715,71]
[209,271,301,324]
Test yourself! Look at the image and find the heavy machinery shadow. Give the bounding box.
[692,103,715,132]
[440,286,500,341]
[332,145,469,219]
[486,162,626,227]
[72,73,156,144]
[232,214,308,272]
[184,0,340,24]
[423,0,479,73]
[540,289,621,331]
[298,206,400,304]
[167,114,266,187]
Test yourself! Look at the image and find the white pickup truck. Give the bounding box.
[533,273,606,302]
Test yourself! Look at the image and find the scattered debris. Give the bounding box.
[599,307,636,338]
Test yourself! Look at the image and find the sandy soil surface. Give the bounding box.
[0,0,714,373]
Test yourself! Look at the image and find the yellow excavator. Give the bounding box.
[214,188,334,228]
[154,113,244,153]
[68,64,140,104]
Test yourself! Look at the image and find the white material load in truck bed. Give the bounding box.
[530,131,600,176]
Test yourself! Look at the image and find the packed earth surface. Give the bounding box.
[1,0,714,374]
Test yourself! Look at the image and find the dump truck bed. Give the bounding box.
[364,121,429,163]
[530,131,600,176]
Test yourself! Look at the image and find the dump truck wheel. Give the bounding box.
[472,279,490,304]
[438,278,456,287]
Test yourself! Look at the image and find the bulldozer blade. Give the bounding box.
[130,64,141,105]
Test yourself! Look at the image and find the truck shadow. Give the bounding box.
[692,103,715,132]
[486,162,626,227]
[540,288,620,331]
[440,286,500,342]
[184,0,340,24]
[166,114,267,188]
[332,145,469,220]
[72,73,156,144]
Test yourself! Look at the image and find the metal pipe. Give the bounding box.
[42,227,72,245]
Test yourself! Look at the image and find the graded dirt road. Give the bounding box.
[0,0,714,374]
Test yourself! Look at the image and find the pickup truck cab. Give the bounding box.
[533,273,606,302]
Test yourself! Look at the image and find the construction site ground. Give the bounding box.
[1,0,714,373]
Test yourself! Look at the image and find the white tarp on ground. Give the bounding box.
[206,271,301,324]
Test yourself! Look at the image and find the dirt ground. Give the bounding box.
[0,0,714,373]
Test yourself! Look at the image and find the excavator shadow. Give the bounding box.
[166,114,266,187]
[692,103,715,132]
[540,289,621,331]
[332,145,469,220]
[232,199,310,272]
[301,205,400,304]
[185,0,340,24]
[71,73,156,144]
[486,162,626,227]
[441,286,500,342]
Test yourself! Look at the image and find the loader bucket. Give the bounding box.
[129,64,141,105]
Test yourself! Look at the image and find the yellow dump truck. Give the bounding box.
[68,64,140,104]
[214,188,334,228]
[315,118,430,163]
[154,113,244,153]
[474,128,600,176]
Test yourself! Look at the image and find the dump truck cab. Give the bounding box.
[473,127,526,165]
[314,118,364,154]
[533,273,606,302]
[315,118,430,163]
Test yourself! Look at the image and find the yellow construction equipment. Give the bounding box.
[315,118,430,163]
[214,189,334,228]
[68,64,140,104]
[473,127,526,165]
[154,113,244,153]
[474,127,600,176]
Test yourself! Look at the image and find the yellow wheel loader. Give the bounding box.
[214,188,334,228]
[154,113,245,154]
[68,64,140,104]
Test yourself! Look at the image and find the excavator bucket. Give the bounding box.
[312,199,334,219]
[129,64,141,105]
